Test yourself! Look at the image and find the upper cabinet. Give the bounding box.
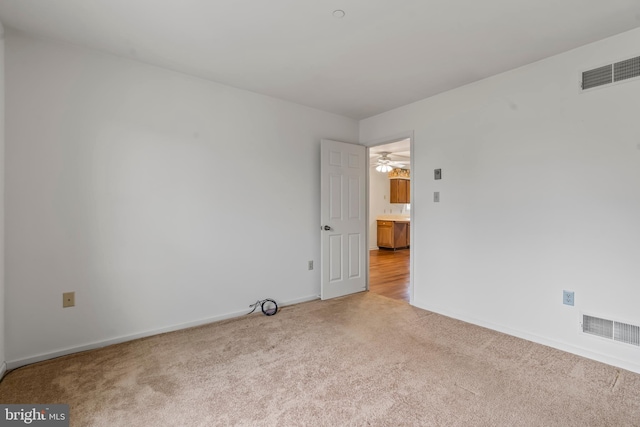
[390,178,410,204]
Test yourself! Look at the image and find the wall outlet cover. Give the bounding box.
[563,290,574,306]
[434,169,442,180]
[63,292,75,308]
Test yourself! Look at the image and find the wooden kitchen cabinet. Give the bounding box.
[406,223,410,247]
[390,179,410,203]
[377,220,394,248]
[377,220,410,250]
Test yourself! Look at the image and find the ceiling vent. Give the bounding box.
[582,314,640,347]
[581,55,640,90]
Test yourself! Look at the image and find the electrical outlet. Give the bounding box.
[563,290,574,306]
[434,192,440,203]
[308,260,314,270]
[63,292,75,308]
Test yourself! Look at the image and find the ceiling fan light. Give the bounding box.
[376,164,392,173]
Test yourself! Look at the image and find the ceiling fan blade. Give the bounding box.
[371,151,411,170]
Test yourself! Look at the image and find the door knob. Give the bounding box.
[323,225,332,231]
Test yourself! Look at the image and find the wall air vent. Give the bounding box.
[582,314,640,347]
[581,55,640,90]
[614,56,640,82]
[582,65,612,90]
[614,322,640,346]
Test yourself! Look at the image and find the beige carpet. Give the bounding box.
[1,292,639,426]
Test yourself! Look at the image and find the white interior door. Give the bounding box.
[320,139,367,300]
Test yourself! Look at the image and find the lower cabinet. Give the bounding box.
[377,221,394,248]
[377,220,410,249]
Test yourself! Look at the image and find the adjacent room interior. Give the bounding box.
[369,139,412,303]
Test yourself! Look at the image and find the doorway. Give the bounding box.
[368,138,412,303]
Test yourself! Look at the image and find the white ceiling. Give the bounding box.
[1,1,639,119]
[370,139,410,157]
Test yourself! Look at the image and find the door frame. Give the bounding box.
[364,131,415,304]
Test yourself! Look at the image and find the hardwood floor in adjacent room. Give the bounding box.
[369,249,410,302]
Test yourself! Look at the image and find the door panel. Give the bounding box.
[329,174,342,219]
[321,139,367,300]
[329,234,342,282]
[348,233,362,278]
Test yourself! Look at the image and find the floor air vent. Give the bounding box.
[581,55,640,90]
[583,314,640,347]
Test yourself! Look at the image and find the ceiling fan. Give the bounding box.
[372,152,408,172]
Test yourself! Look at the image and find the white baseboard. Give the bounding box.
[412,298,640,375]
[7,294,320,371]
[281,294,319,306]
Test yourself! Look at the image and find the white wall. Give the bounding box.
[5,30,358,366]
[361,27,640,373]
[0,20,6,377]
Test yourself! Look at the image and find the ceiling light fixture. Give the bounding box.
[375,164,392,173]
[374,152,402,173]
[332,9,345,18]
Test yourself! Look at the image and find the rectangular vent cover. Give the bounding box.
[583,315,640,347]
[582,55,640,90]
[614,56,640,82]
[582,65,612,90]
